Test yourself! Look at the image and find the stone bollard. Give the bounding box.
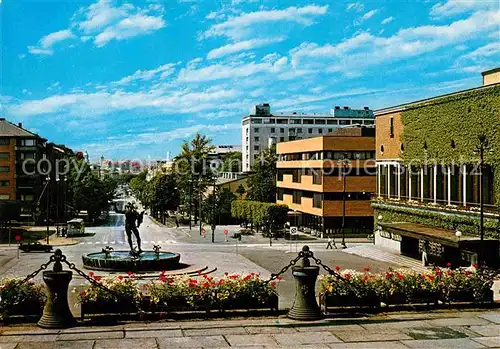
[287,246,324,321]
[38,249,77,329]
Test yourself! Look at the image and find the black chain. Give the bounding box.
[0,255,54,297]
[265,252,304,284]
[310,254,345,281]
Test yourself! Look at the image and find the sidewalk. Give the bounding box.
[1,309,499,348]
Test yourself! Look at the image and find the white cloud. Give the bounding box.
[291,9,500,73]
[346,2,364,12]
[430,0,498,18]
[361,9,378,21]
[459,42,500,61]
[78,0,133,33]
[207,37,284,59]
[18,54,26,59]
[28,29,75,55]
[94,14,165,47]
[112,63,177,85]
[381,16,394,25]
[202,5,328,40]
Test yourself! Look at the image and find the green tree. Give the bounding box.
[202,187,236,242]
[147,174,180,223]
[173,134,215,223]
[235,184,246,199]
[0,200,21,240]
[246,144,277,203]
[219,151,242,172]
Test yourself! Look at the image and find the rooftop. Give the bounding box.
[0,118,39,138]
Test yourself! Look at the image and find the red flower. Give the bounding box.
[335,266,341,271]
[88,272,94,277]
[118,275,124,281]
[364,267,370,272]
[218,279,224,285]
[94,276,102,282]
[127,272,135,278]
[270,282,277,287]
[363,275,368,282]
[202,283,210,288]
[81,291,87,297]
[344,274,351,280]
[197,270,202,275]
[446,262,452,267]
[159,275,167,282]
[473,264,478,269]
[447,271,453,276]
[277,276,283,281]
[397,274,404,280]
[230,275,238,279]
[385,272,393,279]
[465,271,472,276]
[243,275,251,281]
[224,272,228,276]
[428,275,434,281]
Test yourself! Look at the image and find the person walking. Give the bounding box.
[326,236,336,249]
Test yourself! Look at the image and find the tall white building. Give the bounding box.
[241,104,375,172]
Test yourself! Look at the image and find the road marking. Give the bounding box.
[103,241,108,244]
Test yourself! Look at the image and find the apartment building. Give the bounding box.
[276,127,376,236]
[0,118,73,223]
[373,68,500,267]
[241,104,375,172]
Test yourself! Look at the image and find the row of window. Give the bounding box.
[250,118,375,125]
[0,180,9,186]
[278,151,376,161]
[0,152,9,160]
[277,168,376,182]
[0,166,10,172]
[277,189,373,207]
[378,164,496,206]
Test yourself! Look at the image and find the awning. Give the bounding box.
[379,222,483,248]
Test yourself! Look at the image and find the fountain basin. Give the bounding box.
[82,251,181,272]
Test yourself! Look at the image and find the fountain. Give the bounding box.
[82,248,181,272]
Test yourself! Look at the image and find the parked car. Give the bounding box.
[19,241,53,253]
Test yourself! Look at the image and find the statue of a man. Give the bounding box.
[116,202,144,254]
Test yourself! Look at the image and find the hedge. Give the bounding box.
[231,200,288,232]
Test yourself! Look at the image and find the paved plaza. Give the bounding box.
[0,309,499,348]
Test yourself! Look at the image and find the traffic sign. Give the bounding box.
[202,228,206,234]
[15,235,22,242]
[290,226,298,235]
[224,229,228,235]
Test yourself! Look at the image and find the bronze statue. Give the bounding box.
[115,202,145,254]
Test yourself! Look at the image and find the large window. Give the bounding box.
[0,166,10,172]
[303,119,314,125]
[0,152,9,160]
[410,166,420,200]
[315,119,326,124]
[0,139,10,145]
[293,190,301,204]
[422,166,432,202]
[313,193,322,208]
[436,165,446,203]
[290,119,301,124]
[339,120,350,125]
[277,188,284,200]
[277,119,288,124]
[312,169,322,185]
[292,169,301,183]
[379,165,387,197]
[327,120,338,125]
[0,180,9,187]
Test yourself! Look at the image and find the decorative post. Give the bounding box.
[38,249,77,328]
[287,246,323,321]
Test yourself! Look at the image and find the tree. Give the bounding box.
[0,200,21,240]
[173,134,215,223]
[219,152,242,172]
[236,184,246,199]
[146,174,180,223]
[246,144,277,203]
[202,187,236,242]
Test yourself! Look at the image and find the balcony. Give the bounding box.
[277,194,323,216]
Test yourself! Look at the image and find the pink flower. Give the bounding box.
[446,262,452,267]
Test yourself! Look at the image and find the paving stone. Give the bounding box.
[478,313,500,324]
[362,320,430,330]
[295,324,365,333]
[273,331,342,346]
[333,329,411,342]
[472,336,500,348]
[183,327,247,336]
[406,327,468,340]
[0,343,17,349]
[9,343,54,349]
[244,326,297,334]
[157,335,228,348]
[94,338,158,349]
[268,345,331,349]
[469,325,500,337]
[327,342,411,349]
[425,317,491,327]
[57,331,124,341]
[124,323,180,331]
[0,335,58,343]
[54,340,94,349]
[60,326,124,334]
[401,338,486,349]
[125,329,182,338]
[225,334,278,347]
[1,329,60,336]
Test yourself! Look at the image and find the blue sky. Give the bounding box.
[1,0,499,161]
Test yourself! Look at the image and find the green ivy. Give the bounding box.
[231,200,288,232]
[400,84,500,206]
[373,202,500,239]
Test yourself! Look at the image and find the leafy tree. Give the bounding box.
[219,151,242,172]
[147,174,180,223]
[202,187,236,242]
[129,172,147,203]
[173,134,215,223]
[0,200,21,239]
[235,184,246,199]
[246,144,277,203]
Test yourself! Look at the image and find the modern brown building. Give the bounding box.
[0,118,73,224]
[276,127,376,236]
[374,68,500,267]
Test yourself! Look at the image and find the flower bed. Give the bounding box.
[79,271,279,318]
[319,265,496,312]
[0,278,46,321]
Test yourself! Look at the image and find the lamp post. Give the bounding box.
[475,134,488,265]
[338,153,351,249]
[455,230,462,266]
[46,175,51,244]
[199,177,203,236]
[188,179,192,230]
[56,176,60,236]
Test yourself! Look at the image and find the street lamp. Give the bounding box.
[45,175,51,244]
[55,176,60,236]
[455,230,462,266]
[188,179,193,231]
[474,133,489,265]
[338,152,351,249]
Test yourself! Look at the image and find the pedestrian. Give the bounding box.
[175,217,179,228]
[326,236,335,249]
[422,240,429,266]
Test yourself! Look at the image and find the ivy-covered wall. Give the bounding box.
[373,202,500,239]
[400,84,500,206]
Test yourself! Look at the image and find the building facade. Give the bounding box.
[276,127,376,236]
[374,69,500,267]
[242,104,375,172]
